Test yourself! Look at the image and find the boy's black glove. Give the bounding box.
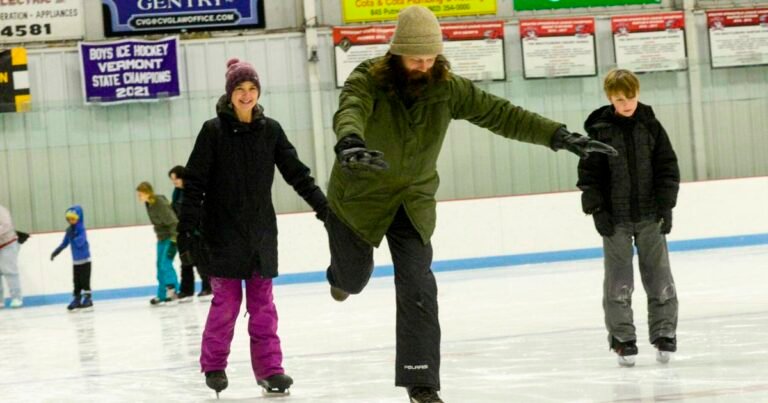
[177,230,194,263]
[593,210,615,237]
[334,134,389,171]
[177,228,210,268]
[50,247,63,261]
[315,204,329,223]
[15,231,30,245]
[657,209,673,235]
[550,127,618,159]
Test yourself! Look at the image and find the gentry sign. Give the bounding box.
[101,0,265,36]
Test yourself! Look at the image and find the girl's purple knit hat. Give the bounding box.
[225,58,260,98]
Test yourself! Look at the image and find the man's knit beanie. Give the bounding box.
[389,6,444,56]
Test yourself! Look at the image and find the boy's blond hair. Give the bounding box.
[603,69,640,98]
[136,181,156,203]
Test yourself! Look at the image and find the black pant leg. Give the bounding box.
[388,207,440,389]
[73,262,92,294]
[180,264,195,295]
[199,269,211,292]
[72,265,80,296]
[325,210,375,294]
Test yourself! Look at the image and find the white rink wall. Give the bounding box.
[15,177,768,301]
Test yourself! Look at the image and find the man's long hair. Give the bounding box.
[370,53,451,98]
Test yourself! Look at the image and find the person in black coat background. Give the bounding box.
[177,58,327,397]
[577,69,680,368]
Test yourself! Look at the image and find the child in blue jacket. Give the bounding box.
[51,205,93,311]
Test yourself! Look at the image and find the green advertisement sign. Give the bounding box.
[514,0,661,11]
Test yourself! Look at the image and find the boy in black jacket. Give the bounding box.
[577,69,680,367]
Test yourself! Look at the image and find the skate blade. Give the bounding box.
[178,297,194,304]
[656,351,672,363]
[78,307,94,312]
[617,355,636,367]
[261,389,290,397]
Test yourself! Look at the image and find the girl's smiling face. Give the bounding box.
[231,81,260,117]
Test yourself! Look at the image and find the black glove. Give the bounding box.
[167,242,178,259]
[657,209,672,235]
[177,231,194,264]
[593,210,615,237]
[177,229,210,267]
[315,204,329,223]
[551,127,618,159]
[50,247,63,261]
[15,231,30,245]
[334,135,389,171]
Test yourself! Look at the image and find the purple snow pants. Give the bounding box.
[200,274,284,380]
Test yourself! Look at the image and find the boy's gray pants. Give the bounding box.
[602,219,677,345]
[0,241,22,302]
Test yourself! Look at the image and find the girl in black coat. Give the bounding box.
[178,59,328,397]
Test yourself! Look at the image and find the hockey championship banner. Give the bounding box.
[520,17,597,79]
[515,0,660,11]
[707,8,768,68]
[612,12,687,73]
[0,48,30,113]
[101,0,265,37]
[341,0,497,23]
[334,21,505,87]
[79,37,180,105]
[0,0,84,44]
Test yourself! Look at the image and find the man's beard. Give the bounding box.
[398,67,433,101]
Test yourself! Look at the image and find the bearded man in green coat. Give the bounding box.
[325,6,617,403]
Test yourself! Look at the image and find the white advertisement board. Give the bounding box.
[0,0,84,43]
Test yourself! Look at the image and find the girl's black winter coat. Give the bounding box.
[179,96,327,279]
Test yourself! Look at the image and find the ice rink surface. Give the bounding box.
[1,245,766,402]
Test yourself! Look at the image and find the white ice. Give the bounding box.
[1,245,767,402]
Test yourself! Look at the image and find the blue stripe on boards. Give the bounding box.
[10,233,767,308]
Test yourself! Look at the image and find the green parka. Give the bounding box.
[329,57,563,246]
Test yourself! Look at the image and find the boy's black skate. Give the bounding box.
[257,373,293,396]
[67,295,82,312]
[79,293,94,311]
[610,337,638,367]
[653,336,676,363]
[205,370,228,399]
[408,386,444,403]
[330,285,349,302]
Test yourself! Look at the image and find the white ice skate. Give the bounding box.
[617,354,636,367]
[656,350,672,363]
[653,337,676,364]
[611,337,638,368]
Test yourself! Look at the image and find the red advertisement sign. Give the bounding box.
[706,8,768,68]
[611,12,685,34]
[333,21,506,86]
[519,18,595,38]
[333,26,395,46]
[333,22,504,45]
[611,12,687,73]
[519,17,596,79]
[706,8,768,28]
